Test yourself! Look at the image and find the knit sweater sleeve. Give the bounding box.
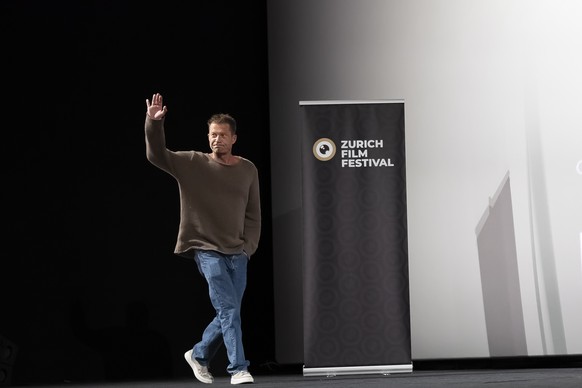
[244,164,261,257]
[144,115,174,175]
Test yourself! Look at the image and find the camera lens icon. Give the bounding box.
[313,138,336,161]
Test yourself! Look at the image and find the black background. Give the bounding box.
[2,1,274,385]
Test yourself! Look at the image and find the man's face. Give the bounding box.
[208,123,237,155]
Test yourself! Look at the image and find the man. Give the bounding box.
[144,93,261,385]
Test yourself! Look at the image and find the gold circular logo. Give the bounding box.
[313,138,336,161]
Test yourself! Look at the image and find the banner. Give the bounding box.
[300,101,412,376]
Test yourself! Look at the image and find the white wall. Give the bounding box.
[268,0,582,361]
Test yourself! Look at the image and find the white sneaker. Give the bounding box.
[184,350,214,384]
[231,370,254,385]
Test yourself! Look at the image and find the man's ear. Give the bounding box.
[232,134,237,144]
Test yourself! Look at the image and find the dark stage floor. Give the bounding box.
[8,356,582,388]
[10,368,581,388]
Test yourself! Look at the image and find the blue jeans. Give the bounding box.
[192,250,250,374]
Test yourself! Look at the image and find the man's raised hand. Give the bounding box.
[146,93,167,120]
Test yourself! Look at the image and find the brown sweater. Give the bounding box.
[144,115,261,258]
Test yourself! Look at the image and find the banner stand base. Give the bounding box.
[303,363,413,377]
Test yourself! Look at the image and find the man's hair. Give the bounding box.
[208,113,237,134]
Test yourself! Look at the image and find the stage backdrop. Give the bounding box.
[300,101,412,377]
